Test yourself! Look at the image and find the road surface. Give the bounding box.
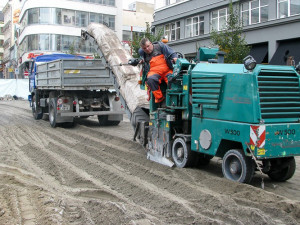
[0,100,299,224]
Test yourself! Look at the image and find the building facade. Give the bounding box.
[0,12,4,79]
[122,1,154,51]
[18,0,122,78]
[152,0,300,65]
[2,1,13,78]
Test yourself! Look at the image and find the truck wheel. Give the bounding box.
[32,95,43,120]
[49,98,58,128]
[97,115,120,126]
[222,149,254,183]
[172,138,193,168]
[267,157,296,182]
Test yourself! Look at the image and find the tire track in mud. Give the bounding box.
[0,124,153,224]
[12,123,300,224]
[0,119,223,223]
[16,130,211,224]
[0,168,64,225]
[52,127,300,225]
[0,102,300,224]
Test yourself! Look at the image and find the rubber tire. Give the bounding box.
[49,98,58,128]
[130,107,149,128]
[32,95,43,120]
[97,115,121,126]
[222,149,254,183]
[267,157,296,182]
[172,138,193,168]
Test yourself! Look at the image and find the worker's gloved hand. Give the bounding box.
[128,58,140,66]
[168,75,176,84]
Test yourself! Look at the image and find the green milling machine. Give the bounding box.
[132,48,300,184]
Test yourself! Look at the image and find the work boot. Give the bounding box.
[155,96,165,103]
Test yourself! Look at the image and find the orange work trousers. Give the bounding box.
[146,55,173,103]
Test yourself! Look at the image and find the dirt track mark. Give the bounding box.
[1,101,300,225]
[20,125,299,224]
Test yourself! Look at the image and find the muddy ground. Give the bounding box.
[0,100,299,225]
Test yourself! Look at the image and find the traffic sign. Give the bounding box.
[24,70,29,78]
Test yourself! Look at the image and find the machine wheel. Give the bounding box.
[222,149,254,183]
[32,95,43,120]
[49,98,58,128]
[172,138,193,168]
[267,157,296,182]
[97,115,121,126]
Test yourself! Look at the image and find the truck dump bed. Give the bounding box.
[36,59,113,90]
[84,23,148,113]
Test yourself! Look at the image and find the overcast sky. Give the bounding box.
[0,0,6,8]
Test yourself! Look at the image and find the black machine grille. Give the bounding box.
[258,68,300,122]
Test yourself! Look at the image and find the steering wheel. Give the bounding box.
[176,52,183,59]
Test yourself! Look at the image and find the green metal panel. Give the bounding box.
[191,118,300,158]
[258,123,300,158]
[198,48,219,61]
[191,63,260,123]
[191,118,251,156]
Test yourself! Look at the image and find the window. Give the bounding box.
[278,0,300,18]
[185,16,204,38]
[90,0,104,4]
[211,8,227,31]
[76,11,88,27]
[28,35,38,51]
[165,0,184,6]
[28,8,39,24]
[170,21,180,40]
[164,24,170,40]
[164,21,180,41]
[241,0,269,26]
[103,15,115,30]
[107,0,115,6]
[39,34,50,51]
[90,13,103,23]
[55,9,62,24]
[62,35,75,52]
[50,34,61,51]
[40,8,51,24]
[176,21,180,40]
[19,34,93,54]
[62,9,75,26]
[20,10,28,32]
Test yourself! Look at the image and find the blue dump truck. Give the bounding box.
[29,54,123,127]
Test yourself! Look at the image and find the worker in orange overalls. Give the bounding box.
[138,38,178,103]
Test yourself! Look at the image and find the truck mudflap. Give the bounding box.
[249,123,300,158]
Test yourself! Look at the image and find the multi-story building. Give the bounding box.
[152,0,300,65]
[0,12,4,79]
[1,0,20,79]
[122,1,154,46]
[2,0,13,78]
[18,0,122,78]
